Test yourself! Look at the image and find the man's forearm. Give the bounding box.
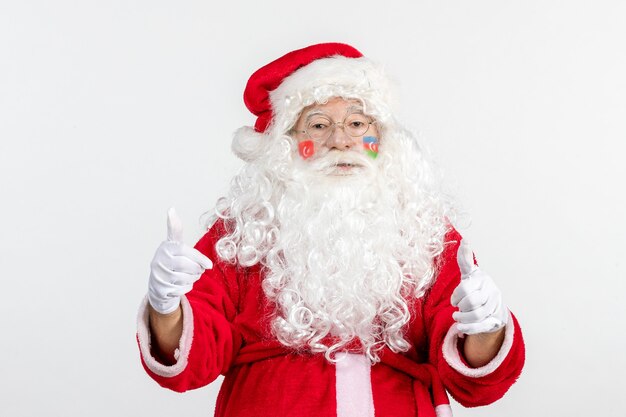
[148,304,183,365]
[463,326,506,368]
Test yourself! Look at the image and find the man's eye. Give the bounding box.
[350,121,365,128]
[310,123,329,130]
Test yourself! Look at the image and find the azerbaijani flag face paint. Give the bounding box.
[363,136,379,159]
[298,140,315,159]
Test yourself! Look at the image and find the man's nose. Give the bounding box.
[325,125,356,150]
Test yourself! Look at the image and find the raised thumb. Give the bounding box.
[166,207,184,242]
[456,239,478,278]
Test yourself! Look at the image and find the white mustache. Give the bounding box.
[308,150,374,172]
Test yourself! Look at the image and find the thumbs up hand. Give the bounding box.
[148,208,213,315]
[450,239,508,335]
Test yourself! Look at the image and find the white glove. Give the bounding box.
[148,207,213,315]
[450,239,508,335]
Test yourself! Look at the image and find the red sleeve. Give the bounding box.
[423,228,526,407]
[137,220,243,392]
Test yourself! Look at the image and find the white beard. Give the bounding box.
[262,150,415,361]
[215,127,451,362]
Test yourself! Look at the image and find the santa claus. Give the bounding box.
[137,43,525,417]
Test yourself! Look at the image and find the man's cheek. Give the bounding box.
[363,136,379,159]
[298,140,315,159]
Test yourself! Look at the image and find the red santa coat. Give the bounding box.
[137,221,525,417]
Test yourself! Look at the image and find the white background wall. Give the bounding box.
[1,1,625,416]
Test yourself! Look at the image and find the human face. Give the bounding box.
[292,97,380,175]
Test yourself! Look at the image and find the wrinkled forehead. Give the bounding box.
[296,98,366,124]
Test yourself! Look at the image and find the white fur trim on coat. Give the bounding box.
[435,404,454,417]
[335,352,375,417]
[136,295,194,378]
[442,311,515,378]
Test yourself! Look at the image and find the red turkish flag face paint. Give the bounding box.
[298,140,315,159]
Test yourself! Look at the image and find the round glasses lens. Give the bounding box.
[344,114,370,137]
[306,117,332,141]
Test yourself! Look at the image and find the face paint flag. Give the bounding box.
[363,136,379,159]
[298,140,315,159]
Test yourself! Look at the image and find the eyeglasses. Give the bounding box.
[296,113,376,142]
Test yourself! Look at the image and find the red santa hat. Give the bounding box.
[232,42,396,161]
[244,43,363,133]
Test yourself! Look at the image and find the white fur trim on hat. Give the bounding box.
[268,56,397,135]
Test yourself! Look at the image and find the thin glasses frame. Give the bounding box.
[295,113,377,142]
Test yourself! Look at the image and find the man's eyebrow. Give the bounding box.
[304,105,366,121]
[346,104,364,114]
[304,109,328,121]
